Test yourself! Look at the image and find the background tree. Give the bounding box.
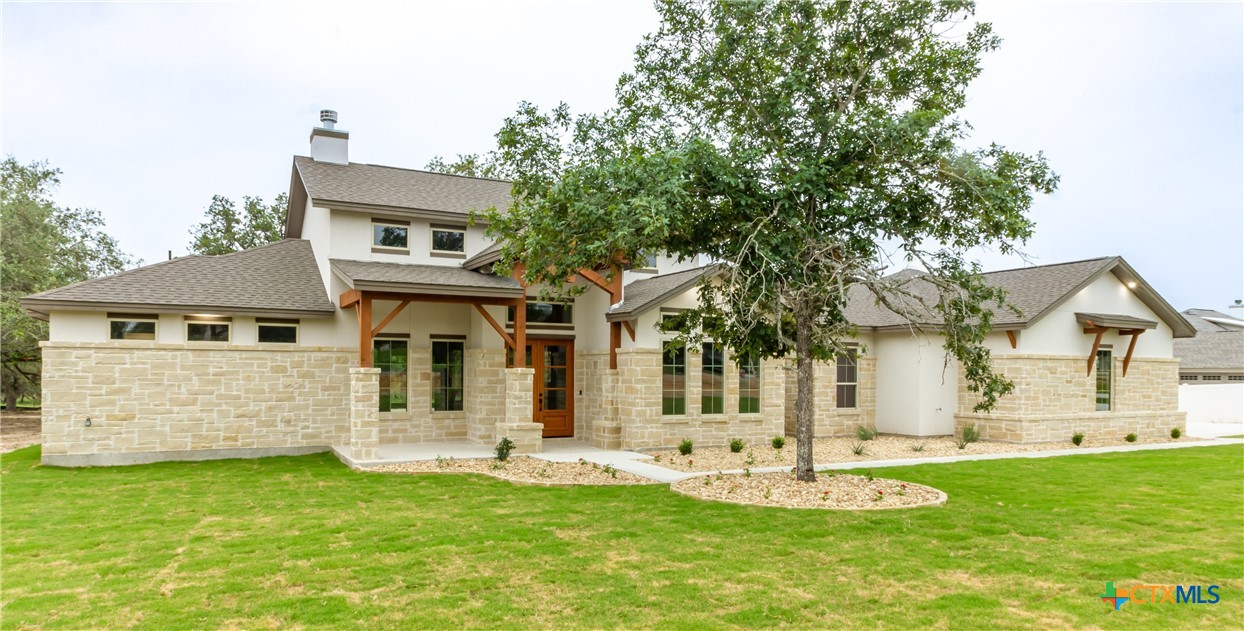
[1,157,134,410]
[481,0,1057,481]
[426,154,511,180]
[188,193,288,255]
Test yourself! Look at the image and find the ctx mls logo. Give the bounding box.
[1099,581,1220,610]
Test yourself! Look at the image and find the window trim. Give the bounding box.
[430,225,467,257]
[701,342,724,416]
[430,338,466,413]
[185,317,232,343]
[107,314,158,341]
[835,347,858,409]
[507,302,574,330]
[371,219,411,252]
[662,340,687,416]
[738,352,761,415]
[1095,348,1113,411]
[633,252,659,274]
[257,320,299,344]
[374,336,410,413]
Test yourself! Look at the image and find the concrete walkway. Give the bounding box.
[335,437,1242,482]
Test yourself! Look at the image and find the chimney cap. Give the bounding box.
[319,109,338,129]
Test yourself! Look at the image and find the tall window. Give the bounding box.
[432,340,465,412]
[738,352,761,414]
[372,220,409,251]
[836,348,858,409]
[374,339,408,412]
[1095,349,1112,411]
[701,343,724,415]
[662,341,686,415]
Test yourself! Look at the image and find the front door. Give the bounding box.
[525,339,574,437]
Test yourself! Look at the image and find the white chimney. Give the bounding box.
[309,109,348,164]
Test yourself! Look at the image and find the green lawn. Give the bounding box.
[2,445,1241,629]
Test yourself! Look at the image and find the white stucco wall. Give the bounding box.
[1020,273,1175,358]
[1179,383,1244,425]
[874,331,958,436]
[325,210,490,267]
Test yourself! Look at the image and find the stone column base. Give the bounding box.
[495,421,544,454]
[349,367,381,461]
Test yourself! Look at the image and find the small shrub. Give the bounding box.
[494,437,515,461]
[851,441,867,455]
[434,454,452,468]
[872,489,884,502]
[743,467,751,478]
[911,442,926,453]
[763,487,772,500]
[866,470,874,481]
[678,438,694,456]
[729,438,745,453]
[490,460,507,470]
[1171,427,1182,439]
[1125,433,1138,443]
[652,454,662,462]
[1071,432,1085,446]
[771,436,786,449]
[744,450,756,466]
[961,423,980,444]
[856,425,876,441]
[602,464,618,478]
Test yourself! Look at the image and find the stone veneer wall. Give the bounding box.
[614,348,785,450]
[40,342,354,466]
[955,355,1185,442]
[575,351,620,449]
[783,356,878,437]
[376,348,504,446]
[496,368,542,453]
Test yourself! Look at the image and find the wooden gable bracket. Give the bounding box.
[621,320,636,342]
[1005,330,1017,349]
[474,304,515,349]
[371,300,411,338]
[1084,324,1108,376]
[577,264,625,369]
[1121,329,1145,377]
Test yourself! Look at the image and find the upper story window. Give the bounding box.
[186,317,231,342]
[634,251,658,273]
[430,225,466,257]
[372,219,410,252]
[508,302,573,328]
[108,314,157,340]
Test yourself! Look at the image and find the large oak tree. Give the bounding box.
[481,0,1057,480]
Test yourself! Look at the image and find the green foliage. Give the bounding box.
[1071,432,1085,446]
[678,438,694,456]
[851,441,868,456]
[0,157,134,409]
[188,193,288,255]
[478,0,1056,481]
[1125,433,1138,443]
[911,443,926,453]
[729,438,745,453]
[856,426,876,441]
[601,464,618,479]
[426,154,511,180]
[1170,427,1182,439]
[771,436,785,450]
[495,437,515,461]
[961,424,980,444]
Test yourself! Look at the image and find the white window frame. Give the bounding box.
[372,220,410,252]
[257,321,299,344]
[429,225,467,257]
[185,318,231,343]
[107,315,158,341]
[634,252,659,274]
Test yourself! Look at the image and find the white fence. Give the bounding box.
[1179,383,1244,436]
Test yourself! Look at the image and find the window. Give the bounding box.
[635,251,658,272]
[738,353,761,414]
[701,343,724,415]
[507,302,573,326]
[430,226,466,255]
[1095,349,1112,411]
[257,319,298,344]
[186,318,231,342]
[1202,375,1222,381]
[836,347,858,409]
[662,341,686,415]
[108,316,157,340]
[1229,376,1244,381]
[661,313,686,333]
[372,220,409,251]
[374,338,408,412]
[1180,374,1197,381]
[431,340,464,412]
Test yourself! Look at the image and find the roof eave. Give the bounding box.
[19,298,337,319]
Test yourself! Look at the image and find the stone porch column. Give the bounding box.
[349,367,381,462]
[495,367,542,453]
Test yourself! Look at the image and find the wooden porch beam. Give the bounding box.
[1005,330,1017,349]
[371,300,410,338]
[621,319,636,342]
[339,289,361,308]
[1086,328,1105,376]
[577,268,613,294]
[348,291,518,306]
[474,304,514,349]
[1122,329,1144,377]
[512,297,527,368]
[358,294,373,368]
[609,322,622,370]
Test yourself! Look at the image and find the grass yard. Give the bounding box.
[2,445,1241,629]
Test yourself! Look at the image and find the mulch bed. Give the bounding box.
[671,470,946,510]
[368,456,660,486]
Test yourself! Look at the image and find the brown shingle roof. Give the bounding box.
[330,259,522,297]
[1175,310,1244,372]
[294,156,512,216]
[607,266,717,321]
[21,240,335,318]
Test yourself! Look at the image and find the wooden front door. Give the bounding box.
[525,339,574,438]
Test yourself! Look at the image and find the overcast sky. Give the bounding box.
[4,0,1241,311]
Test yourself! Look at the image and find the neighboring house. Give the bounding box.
[1174,308,1244,383]
[22,112,1195,466]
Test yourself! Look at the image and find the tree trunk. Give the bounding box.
[4,388,17,412]
[794,300,816,482]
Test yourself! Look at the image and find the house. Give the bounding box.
[1174,308,1244,383]
[22,112,1195,466]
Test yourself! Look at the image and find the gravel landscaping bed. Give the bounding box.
[369,456,659,486]
[672,470,946,510]
[1,410,41,453]
[647,434,1197,472]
